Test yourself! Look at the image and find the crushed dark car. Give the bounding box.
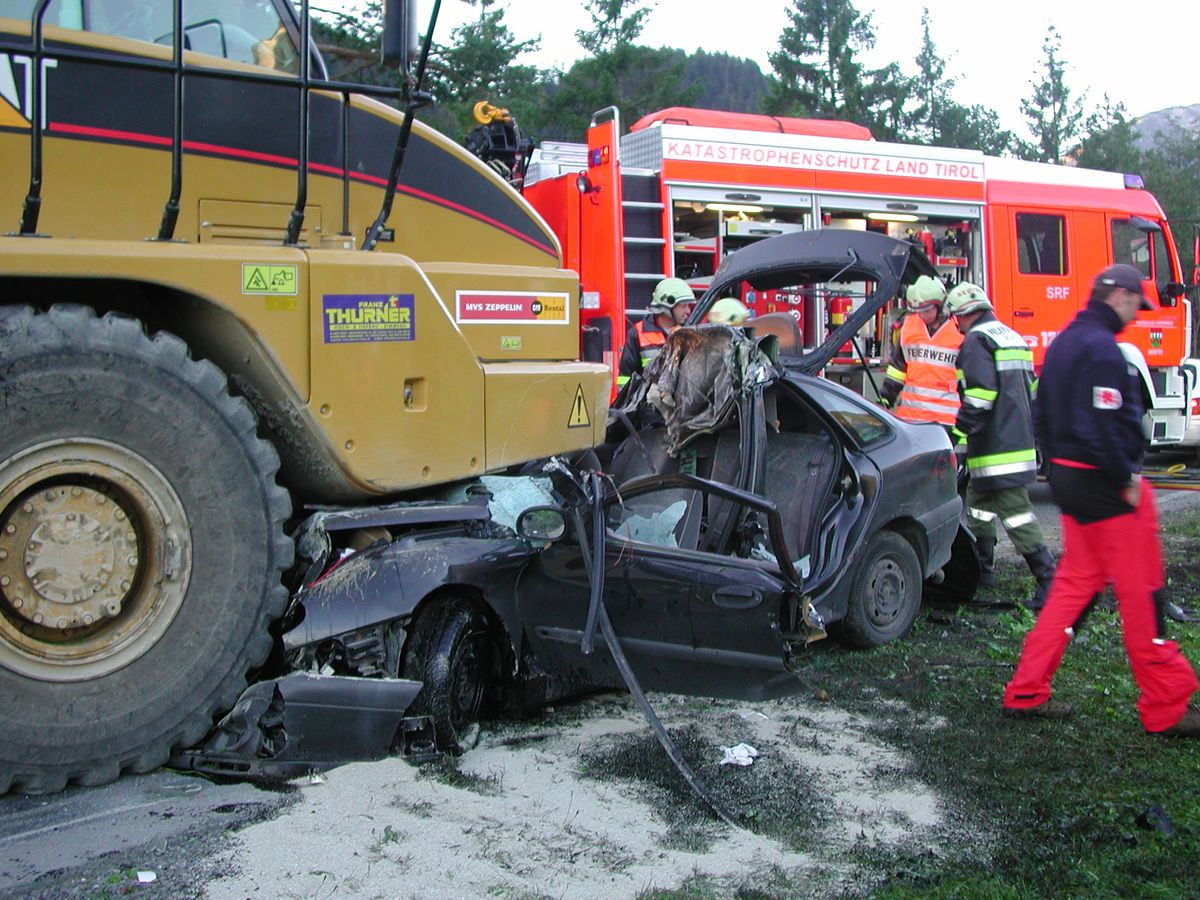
[177,229,977,786]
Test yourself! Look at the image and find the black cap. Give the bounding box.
[1094,264,1153,310]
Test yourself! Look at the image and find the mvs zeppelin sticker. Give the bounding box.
[456,291,570,324]
[322,294,415,343]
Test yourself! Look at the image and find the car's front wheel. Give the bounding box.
[403,598,496,753]
[837,531,921,648]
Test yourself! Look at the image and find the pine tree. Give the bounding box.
[764,0,875,119]
[763,0,913,141]
[1020,25,1085,163]
[1074,96,1142,173]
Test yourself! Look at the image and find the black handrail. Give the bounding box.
[6,5,407,244]
[155,0,185,242]
[284,0,311,246]
[362,0,439,252]
[17,0,53,236]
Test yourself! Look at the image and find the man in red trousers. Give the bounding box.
[1002,264,1199,735]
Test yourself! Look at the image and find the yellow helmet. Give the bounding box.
[944,282,993,317]
[707,297,750,325]
[649,277,696,313]
[904,275,946,311]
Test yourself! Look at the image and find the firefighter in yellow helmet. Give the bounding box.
[707,297,751,326]
[946,281,1054,608]
[617,277,695,387]
[880,275,962,428]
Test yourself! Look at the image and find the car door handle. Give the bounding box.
[1013,309,1034,318]
[711,586,762,609]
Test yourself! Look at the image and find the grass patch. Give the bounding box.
[579,723,832,854]
[786,507,1200,897]
[417,755,505,795]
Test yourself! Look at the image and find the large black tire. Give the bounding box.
[402,598,495,754]
[0,306,292,793]
[836,530,922,649]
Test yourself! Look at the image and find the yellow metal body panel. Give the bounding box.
[421,263,582,362]
[307,251,486,489]
[482,362,610,471]
[0,238,312,394]
[0,18,610,502]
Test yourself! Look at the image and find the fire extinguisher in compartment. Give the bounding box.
[830,295,852,328]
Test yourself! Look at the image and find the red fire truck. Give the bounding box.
[520,106,1193,445]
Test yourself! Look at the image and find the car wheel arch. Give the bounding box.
[402,585,515,677]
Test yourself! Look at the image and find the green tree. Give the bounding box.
[575,0,654,54]
[1074,96,1142,173]
[537,0,690,140]
[764,0,875,119]
[424,0,544,135]
[1020,25,1085,163]
[763,0,914,141]
[1141,122,1200,288]
[936,103,1017,156]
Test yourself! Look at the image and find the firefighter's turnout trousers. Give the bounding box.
[1003,483,1198,731]
[964,481,1043,555]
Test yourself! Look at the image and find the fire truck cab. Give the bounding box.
[522,106,1193,445]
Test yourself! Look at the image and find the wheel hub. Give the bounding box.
[868,559,905,624]
[0,439,191,682]
[0,485,139,630]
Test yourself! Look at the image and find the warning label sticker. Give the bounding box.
[456,291,570,325]
[242,264,298,295]
[567,384,591,429]
[322,294,415,344]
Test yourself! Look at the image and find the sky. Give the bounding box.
[323,0,1197,139]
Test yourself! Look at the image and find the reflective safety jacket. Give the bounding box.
[954,311,1037,491]
[617,319,668,386]
[883,314,962,426]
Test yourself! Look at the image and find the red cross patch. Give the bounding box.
[1093,386,1122,410]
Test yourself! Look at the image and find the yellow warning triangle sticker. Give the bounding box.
[244,267,269,291]
[567,384,591,428]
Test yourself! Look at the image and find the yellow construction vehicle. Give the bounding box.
[0,0,609,792]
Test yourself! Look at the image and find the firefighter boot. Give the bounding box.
[977,537,997,589]
[1022,545,1056,613]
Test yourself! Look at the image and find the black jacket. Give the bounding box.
[954,311,1038,491]
[1035,300,1145,519]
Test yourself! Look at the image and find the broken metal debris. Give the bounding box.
[171,674,423,782]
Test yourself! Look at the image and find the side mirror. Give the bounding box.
[382,0,418,74]
[1160,282,1186,307]
[516,506,567,543]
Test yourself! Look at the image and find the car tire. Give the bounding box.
[836,530,921,648]
[0,306,292,794]
[403,598,494,754]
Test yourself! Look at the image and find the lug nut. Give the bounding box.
[127,555,138,566]
[32,612,43,624]
[56,617,68,629]
[71,487,82,497]
[105,601,120,616]
[0,549,7,560]
[120,580,131,592]
[95,495,106,504]
[0,576,9,587]
[114,510,125,521]
[11,598,22,609]
[22,503,32,514]
[4,524,14,534]
[82,613,94,625]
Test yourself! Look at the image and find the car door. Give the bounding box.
[517,475,802,700]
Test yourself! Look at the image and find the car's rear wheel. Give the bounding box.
[837,531,921,648]
[403,598,495,753]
